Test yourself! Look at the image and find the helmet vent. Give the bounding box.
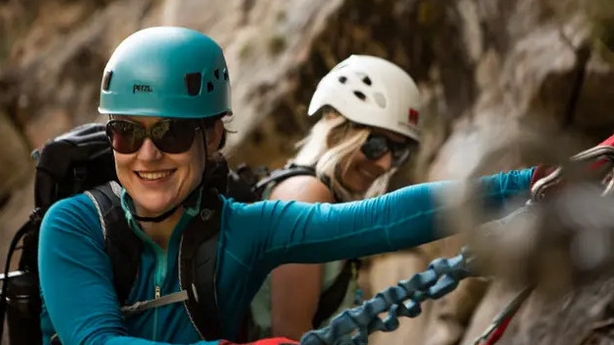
[184,72,202,96]
[338,76,347,84]
[102,71,113,91]
[362,76,372,86]
[373,92,386,108]
[214,69,220,80]
[353,91,367,101]
[207,81,214,93]
[223,68,229,81]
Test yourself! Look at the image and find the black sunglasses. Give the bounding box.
[360,133,413,166]
[106,119,201,154]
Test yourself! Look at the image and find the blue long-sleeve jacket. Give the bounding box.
[38,168,534,345]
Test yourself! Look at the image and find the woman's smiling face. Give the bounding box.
[111,115,207,217]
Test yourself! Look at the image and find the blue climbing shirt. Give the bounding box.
[38,168,534,345]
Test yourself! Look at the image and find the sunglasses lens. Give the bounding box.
[106,120,145,154]
[151,120,198,154]
[361,134,413,166]
[361,135,389,161]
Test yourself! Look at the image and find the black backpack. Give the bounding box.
[0,123,116,345]
[0,122,355,345]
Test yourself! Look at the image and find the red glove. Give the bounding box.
[220,337,299,345]
[529,164,557,189]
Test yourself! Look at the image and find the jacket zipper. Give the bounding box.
[178,234,210,340]
[152,249,167,341]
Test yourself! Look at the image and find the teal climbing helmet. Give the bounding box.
[98,26,232,119]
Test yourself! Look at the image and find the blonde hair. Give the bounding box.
[292,108,396,201]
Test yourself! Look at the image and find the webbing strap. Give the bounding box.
[121,290,189,316]
[472,285,534,345]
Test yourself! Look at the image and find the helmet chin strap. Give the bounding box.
[131,125,210,224]
[132,206,180,223]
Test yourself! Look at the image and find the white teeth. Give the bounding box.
[138,171,172,181]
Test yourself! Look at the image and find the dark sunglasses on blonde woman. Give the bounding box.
[360,133,414,167]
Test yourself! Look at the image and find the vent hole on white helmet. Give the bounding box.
[353,91,367,101]
[373,92,386,108]
[338,76,347,84]
[373,92,386,109]
[362,76,372,86]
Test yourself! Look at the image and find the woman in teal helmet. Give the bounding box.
[37,26,538,345]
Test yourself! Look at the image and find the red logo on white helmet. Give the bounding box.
[408,108,419,126]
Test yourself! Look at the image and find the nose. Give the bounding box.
[136,138,163,161]
[373,151,393,172]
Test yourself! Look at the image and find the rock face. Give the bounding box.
[2,0,614,344]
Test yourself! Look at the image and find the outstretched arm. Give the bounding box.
[225,168,535,271]
[267,177,335,340]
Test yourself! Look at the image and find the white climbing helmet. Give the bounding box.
[308,55,421,142]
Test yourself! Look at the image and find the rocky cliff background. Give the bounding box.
[2,0,614,344]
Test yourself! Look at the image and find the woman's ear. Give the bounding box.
[205,119,224,153]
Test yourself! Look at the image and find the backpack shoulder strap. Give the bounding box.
[252,164,316,197]
[179,188,225,340]
[86,182,227,340]
[85,181,141,306]
[254,164,343,202]
[312,259,362,328]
